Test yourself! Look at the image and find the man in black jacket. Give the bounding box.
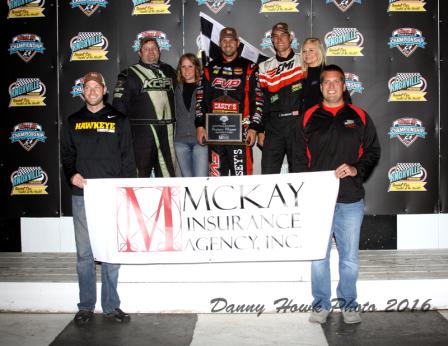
[61,72,136,325]
[292,65,380,325]
[195,27,263,176]
[113,36,176,177]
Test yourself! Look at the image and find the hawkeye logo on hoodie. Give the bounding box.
[75,121,116,133]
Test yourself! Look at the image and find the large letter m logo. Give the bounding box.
[116,186,182,252]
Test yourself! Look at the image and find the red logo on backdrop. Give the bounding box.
[117,186,182,252]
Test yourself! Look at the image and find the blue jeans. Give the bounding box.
[175,141,208,177]
[311,199,364,311]
[72,195,121,314]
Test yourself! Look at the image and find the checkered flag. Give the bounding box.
[199,12,267,64]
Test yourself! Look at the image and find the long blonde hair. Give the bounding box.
[301,37,326,71]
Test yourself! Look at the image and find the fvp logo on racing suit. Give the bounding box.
[9,34,45,63]
[132,31,171,51]
[132,0,171,15]
[388,0,426,12]
[326,0,361,12]
[209,151,221,177]
[388,28,426,57]
[259,0,299,13]
[211,78,241,90]
[70,0,108,16]
[196,0,235,14]
[141,78,173,91]
[8,0,45,18]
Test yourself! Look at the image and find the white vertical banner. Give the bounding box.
[84,172,339,264]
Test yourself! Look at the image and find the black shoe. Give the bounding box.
[74,310,93,325]
[103,308,130,323]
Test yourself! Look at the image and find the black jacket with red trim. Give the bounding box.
[195,56,264,133]
[292,103,380,203]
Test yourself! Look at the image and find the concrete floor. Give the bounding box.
[0,311,447,346]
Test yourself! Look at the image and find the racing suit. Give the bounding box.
[113,59,177,177]
[195,56,263,176]
[258,51,305,174]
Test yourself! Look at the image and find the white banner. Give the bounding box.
[84,172,339,264]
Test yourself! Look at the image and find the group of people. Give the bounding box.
[61,22,380,326]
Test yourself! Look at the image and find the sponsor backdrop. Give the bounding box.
[0,1,445,249]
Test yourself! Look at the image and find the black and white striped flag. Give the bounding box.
[199,12,268,64]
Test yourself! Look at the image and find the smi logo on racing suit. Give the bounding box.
[326,0,361,12]
[388,28,426,57]
[9,34,45,63]
[388,72,427,102]
[132,31,171,51]
[324,28,364,56]
[8,0,45,18]
[9,78,46,107]
[70,0,108,16]
[70,32,109,61]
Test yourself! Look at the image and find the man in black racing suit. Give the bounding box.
[195,27,263,176]
[113,36,177,177]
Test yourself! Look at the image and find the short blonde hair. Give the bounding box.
[301,37,326,71]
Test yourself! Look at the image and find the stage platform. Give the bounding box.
[1,249,447,313]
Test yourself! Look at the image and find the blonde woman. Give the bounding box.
[301,37,351,113]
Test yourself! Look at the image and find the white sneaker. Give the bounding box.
[342,310,361,324]
[309,310,330,324]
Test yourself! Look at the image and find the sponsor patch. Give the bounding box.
[211,78,241,90]
[9,78,46,107]
[11,166,49,195]
[75,121,116,133]
[324,28,364,56]
[344,119,355,128]
[388,162,427,191]
[388,117,427,147]
[291,83,302,92]
[9,34,45,63]
[70,0,108,16]
[70,32,109,61]
[259,0,299,13]
[209,151,221,176]
[388,72,427,102]
[8,0,45,18]
[10,122,47,151]
[388,28,426,57]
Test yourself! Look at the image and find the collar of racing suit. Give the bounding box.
[275,50,295,62]
[138,59,160,69]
